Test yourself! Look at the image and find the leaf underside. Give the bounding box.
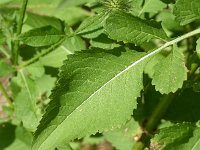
[32,48,147,150]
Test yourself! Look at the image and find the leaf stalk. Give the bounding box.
[12,0,28,65]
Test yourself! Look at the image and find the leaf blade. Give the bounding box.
[173,0,200,25]
[19,26,65,47]
[104,11,168,45]
[152,45,187,94]
[32,48,146,150]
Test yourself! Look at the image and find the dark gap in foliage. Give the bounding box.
[44,66,59,77]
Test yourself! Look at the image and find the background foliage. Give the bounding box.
[0,0,200,150]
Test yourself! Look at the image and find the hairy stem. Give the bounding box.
[12,0,28,65]
[0,81,13,107]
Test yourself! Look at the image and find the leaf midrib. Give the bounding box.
[35,28,200,149]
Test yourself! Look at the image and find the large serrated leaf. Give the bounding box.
[19,26,65,47]
[104,11,168,45]
[32,48,147,150]
[173,0,200,26]
[152,45,187,94]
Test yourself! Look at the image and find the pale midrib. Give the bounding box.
[36,28,200,150]
[192,137,200,150]
[19,70,38,119]
[60,45,73,54]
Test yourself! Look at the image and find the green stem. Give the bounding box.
[145,93,175,132]
[19,38,66,68]
[12,0,28,65]
[0,81,13,108]
[189,63,200,78]
[133,142,145,150]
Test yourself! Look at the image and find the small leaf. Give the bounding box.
[26,13,65,31]
[104,11,168,45]
[76,12,108,39]
[173,0,200,26]
[152,45,187,94]
[0,60,15,77]
[19,26,65,47]
[138,0,166,16]
[151,123,200,150]
[33,48,147,150]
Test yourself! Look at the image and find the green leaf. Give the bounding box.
[152,45,187,94]
[12,72,42,131]
[60,0,95,7]
[151,123,200,150]
[104,11,168,45]
[173,0,200,26]
[104,119,141,150]
[90,34,121,49]
[19,26,65,47]
[33,48,147,150]
[25,13,64,31]
[0,0,13,4]
[0,60,15,77]
[39,34,86,68]
[197,38,200,59]
[76,12,108,39]
[138,0,166,16]
[5,126,33,150]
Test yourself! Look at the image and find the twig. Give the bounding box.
[12,0,28,65]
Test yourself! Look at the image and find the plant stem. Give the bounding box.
[12,0,28,65]
[133,141,145,150]
[18,38,66,68]
[145,93,175,132]
[189,63,200,78]
[0,81,13,107]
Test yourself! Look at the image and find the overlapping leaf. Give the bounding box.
[138,0,166,16]
[152,45,187,94]
[151,123,200,150]
[76,12,108,38]
[32,48,147,150]
[19,26,65,47]
[173,0,200,25]
[104,11,168,45]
